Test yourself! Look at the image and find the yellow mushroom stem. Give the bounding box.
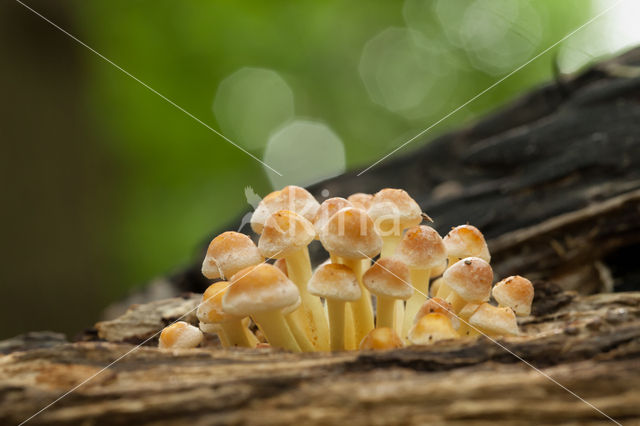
[285,247,330,350]
[344,304,357,350]
[325,299,348,351]
[376,295,396,329]
[252,311,301,352]
[219,320,255,348]
[380,234,402,259]
[435,256,459,299]
[444,291,468,313]
[341,258,375,344]
[402,268,431,338]
[285,312,316,352]
[200,323,231,348]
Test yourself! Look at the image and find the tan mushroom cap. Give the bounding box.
[359,327,404,350]
[414,297,459,329]
[159,321,203,349]
[430,260,447,278]
[492,275,534,316]
[223,264,299,317]
[395,225,447,270]
[197,282,236,324]
[273,258,288,276]
[348,193,373,210]
[251,186,320,234]
[367,188,422,234]
[443,257,493,303]
[319,207,382,259]
[202,232,264,280]
[443,225,491,262]
[362,258,413,300]
[469,303,519,336]
[408,313,459,344]
[313,197,353,236]
[458,302,481,319]
[258,210,315,258]
[308,263,361,301]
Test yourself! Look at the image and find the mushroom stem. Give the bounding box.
[380,234,402,258]
[285,247,330,350]
[220,320,254,348]
[342,258,375,344]
[445,291,467,313]
[435,256,458,298]
[344,305,357,350]
[394,300,404,335]
[252,311,301,352]
[402,268,431,338]
[376,295,396,329]
[200,323,230,348]
[285,313,316,352]
[326,299,347,351]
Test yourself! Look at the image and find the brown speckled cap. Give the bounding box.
[443,225,491,262]
[492,275,534,316]
[395,225,447,270]
[258,210,315,258]
[359,327,404,350]
[313,197,353,237]
[202,232,264,279]
[319,207,382,259]
[251,186,320,234]
[408,313,459,344]
[367,188,422,235]
[443,257,493,303]
[362,258,413,300]
[347,193,373,210]
[307,263,361,301]
[197,282,236,324]
[469,303,519,336]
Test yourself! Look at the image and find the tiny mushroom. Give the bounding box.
[408,313,459,345]
[367,188,423,258]
[468,303,519,337]
[250,185,320,234]
[158,321,203,349]
[492,275,534,316]
[348,192,373,210]
[442,257,493,313]
[413,297,459,330]
[359,327,404,350]
[223,264,302,352]
[197,282,258,348]
[313,197,353,239]
[362,258,412,329]
[201,231,264,280]
[394,225,447,339]
[308,263,361,351]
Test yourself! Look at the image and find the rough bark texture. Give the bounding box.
[3,51,640,425]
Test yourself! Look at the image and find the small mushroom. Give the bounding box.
[492,275,534,316]
[359,327,404,350]
[197,282,258,348]
[413,297,459,330]
[442,257,493,313]
[367,188,422,258]
[312,197,353,239]
[158,321,203,349]
[223,264,302,352]
[347,193,373,210]
[201,232,264,280]
[308,263,361,351]
[259,210,329,350]
[362,258,412,329]
[468,303,519,337]
[250,185,320,234]
[408,313,459,345]
[394,225,447,338]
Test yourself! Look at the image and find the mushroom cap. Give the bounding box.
[223,264,299,317]
[347,193,373,210]
[319,207,382,259]
[202,232,264,280]
[443,225,491,263]
[258,210,315,258]
[159,321,203,349]
[359,327,404,350]
[430,259,447,278]
[367,188,422,235]
[413,297,459,329]
[469,303,519,336]
[282,295,302,315]
[459,302,481,319]
[408,313,459,344]
[395,225,447,270]
[492,275,534,316]
[443,257,493,303]
[197,282,237,324]
[313,197,353,237]
[362,258,413,300]
[308,263,361,301]
[250,186,320,234]
[273,258,288,276]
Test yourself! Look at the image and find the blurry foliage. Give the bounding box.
[73,0,595,299]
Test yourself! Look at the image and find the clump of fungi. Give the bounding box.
[159,186,534,351]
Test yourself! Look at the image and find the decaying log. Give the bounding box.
[1,287,639,425]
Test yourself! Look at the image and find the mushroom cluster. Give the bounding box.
[159,186,534,351]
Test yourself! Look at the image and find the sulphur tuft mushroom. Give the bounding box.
[202,231,264,280]
[347,192,373,210]
[359,327,404,350]
[158,321,204,349]
[408,313,459,345]
[468,302,519,337]
[313,197,353,239]
[250,185,320,234]
[362,258,412,329]
[223,264,302,352]
[308,263,361,351]
[492,275,534,317]
[442,257,493,313]
[413,297,459,330]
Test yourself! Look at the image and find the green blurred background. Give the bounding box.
[1,0,638,338]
